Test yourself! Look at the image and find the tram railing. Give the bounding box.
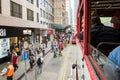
[90,44,120,80]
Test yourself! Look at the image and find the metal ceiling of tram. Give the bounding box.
[90,0,120,17]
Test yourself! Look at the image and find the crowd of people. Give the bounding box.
[0,31,72,80]
[51,32,72,58]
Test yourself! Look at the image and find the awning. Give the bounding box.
[53,24,67,30]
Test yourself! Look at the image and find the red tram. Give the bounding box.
[76,0,120,80]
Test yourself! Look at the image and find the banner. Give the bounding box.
[0,38,10,58]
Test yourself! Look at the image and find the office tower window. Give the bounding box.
[40,21,42,24]
[46,12,47,19]
[40,0,42,4]
[40,0,45,6]
[37,13,39,22]
[40,8,42,17]
[36,0,39,7]
[43,10,45,18]
[27,0,33,4]
[27,9,34,21]
[10,1,22,18]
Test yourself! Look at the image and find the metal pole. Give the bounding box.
[25,60,27,80]
[76,61,79,80]
[35,50,37,80]
[19,40,21,51]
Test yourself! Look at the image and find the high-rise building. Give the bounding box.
[54,0,66,30]
[40,0,54,28]
[66,0,71,25]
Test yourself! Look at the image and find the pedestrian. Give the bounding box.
[36,48,40,54]
[111,11,120,30]
[15,46,20,56]
[12,51,18,72]
[6,62,14,80]
[58,40,64,56]
[51,40,54,52]
[45,38,48,48]
[42,43,45,56]
[29,50,34,59]
[29,56,35,71]
[7,49,12,62]
[37,53,44,74]
[53,39,59,58]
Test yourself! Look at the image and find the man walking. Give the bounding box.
[37,53,44,74]
[6,62,14,80]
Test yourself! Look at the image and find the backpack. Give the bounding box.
[37,58,42,65]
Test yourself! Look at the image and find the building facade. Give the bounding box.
[53,0,66,31]
[66,0,71,25]
[0,0,54,61]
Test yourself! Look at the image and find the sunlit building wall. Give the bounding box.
[54,0,66,24]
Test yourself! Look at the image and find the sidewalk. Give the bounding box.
[21,47,68,80]
[0,42,51,80]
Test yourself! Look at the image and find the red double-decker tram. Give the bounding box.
[76,0,120,80]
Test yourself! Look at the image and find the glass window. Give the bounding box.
[27,9,34,21]
[46,12,47,19]
[36,0,39,7]
[40,8,42,17]
[10,1,22,18]
[41,0,45,6]
[43,10,45,18]
[40,0,42,4]
[27,0,33,4]
[37,13,39,22]
[40,21,42,24]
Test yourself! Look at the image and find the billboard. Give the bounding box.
[0,38,10,58]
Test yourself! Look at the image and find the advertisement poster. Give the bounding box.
[0,38,10,58]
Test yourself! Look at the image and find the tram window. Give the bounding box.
[100,17,112,27]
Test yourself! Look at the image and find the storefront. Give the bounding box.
[0,26,33,63]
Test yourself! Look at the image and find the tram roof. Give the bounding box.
[90,0,120,17]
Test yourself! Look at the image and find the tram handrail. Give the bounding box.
[97,42,120,50]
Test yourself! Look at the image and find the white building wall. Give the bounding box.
[66,0,71,25]
[0,0,49,29]
[2,0,10,16]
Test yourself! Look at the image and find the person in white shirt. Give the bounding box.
[37,53,44,74]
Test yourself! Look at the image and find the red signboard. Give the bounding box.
[47,29,54,34]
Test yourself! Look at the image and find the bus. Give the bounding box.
[76,0,120,80]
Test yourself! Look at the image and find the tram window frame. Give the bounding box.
[77,0,120,80]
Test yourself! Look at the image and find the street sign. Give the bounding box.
[23,50,29,61]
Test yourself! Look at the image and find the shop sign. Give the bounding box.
[0,38,10,58]
[0,29,6,37]
[47,29,53,34]
[23,29,32,35]
[23,50,29,61]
